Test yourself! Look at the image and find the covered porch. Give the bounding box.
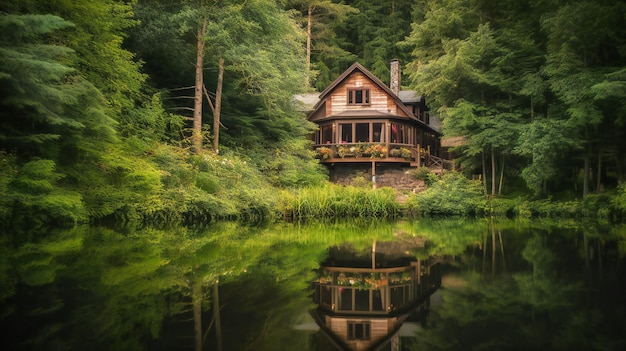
[312,118,442,168]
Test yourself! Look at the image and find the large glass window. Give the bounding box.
[355,123,369,142]
[340,123,352,143]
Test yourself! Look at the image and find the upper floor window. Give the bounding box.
[348,89,370,105]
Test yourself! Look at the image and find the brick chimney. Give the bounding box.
[390,59,401,96]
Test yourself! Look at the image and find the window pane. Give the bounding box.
[355,123,369,142]
[340,124,352,143]
[321,286,332,308]
[321,125,333,144]
[391,123,400,143]
[355,90,363,103]
[355,324,364,338]
[372,289,384,311]
[365,89,370,103]
[390,286,404,310]
[355,289,369,311]
[373,123,383,142]
[339,288,353,310]
[400,124,406,144]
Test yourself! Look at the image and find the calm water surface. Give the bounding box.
[2,219,625,350]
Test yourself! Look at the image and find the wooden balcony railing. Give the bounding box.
[315,142,424,162]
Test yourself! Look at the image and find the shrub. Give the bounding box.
[485,197,518,217]
[410,167,438,186]
[611,183,626,220]
[351,175,371,188]
[195,173,221,194]
[399,147,412,159]
[317,146,334,159]
[406,172,486,216]
[516,199,579,218]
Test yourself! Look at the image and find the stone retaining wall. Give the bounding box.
[329,163,423,191]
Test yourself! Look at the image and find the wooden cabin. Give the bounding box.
[299,61,444,185]
[311,241,442,351]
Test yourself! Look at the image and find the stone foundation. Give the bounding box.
[328,163,423,191]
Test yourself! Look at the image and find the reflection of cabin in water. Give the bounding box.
[311,240,442,351]
[298,61,450,185]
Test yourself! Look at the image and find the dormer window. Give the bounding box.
[348,89,370,105]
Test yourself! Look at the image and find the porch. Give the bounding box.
[315,142,449,169]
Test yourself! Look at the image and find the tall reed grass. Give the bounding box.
[280,184,400,220]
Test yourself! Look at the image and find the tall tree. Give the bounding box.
[540,0,626,196]
[139,0,308,152]
[288,0,357,88]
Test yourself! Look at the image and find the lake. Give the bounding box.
[2,219,625,350]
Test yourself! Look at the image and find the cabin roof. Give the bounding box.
[398,90,422,104]
[314,62,405,111]
[293,93,320,111]
[307,62,438,133]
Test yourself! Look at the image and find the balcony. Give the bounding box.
[314,142,428,165]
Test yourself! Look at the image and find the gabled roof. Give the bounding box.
[308,62,437,133]
[313,62,406,111]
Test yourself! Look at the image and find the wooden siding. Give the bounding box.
[326,316,397,351]
[329,72,395,115]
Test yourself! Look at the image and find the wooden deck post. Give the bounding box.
[417,144,421,167]
[371,161,377,189]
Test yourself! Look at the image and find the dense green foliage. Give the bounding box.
[401,0,626,199]
[407,172,486,216]
[1,0,626,227]
[0,0,328,228]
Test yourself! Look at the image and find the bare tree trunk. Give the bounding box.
[498,229,505,273]
[596,152,602,193]
[306,6,313,87]
[482,230,487,275]
[213,281,223,351]
[193,282,203,351]
[193,20,207,153]
[498,154,505,196]
[212,58,224,153]
[491,148,496,197]
[583,155,590,198]
[491,222,496,276]
[482,152,488,196]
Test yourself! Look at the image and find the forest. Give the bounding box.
[2,0,626,228]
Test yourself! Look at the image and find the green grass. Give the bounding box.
[280,184,400,220]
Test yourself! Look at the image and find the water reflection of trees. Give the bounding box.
[408,221,626,351]
[2,220,625,350]
[1,220,403,350]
